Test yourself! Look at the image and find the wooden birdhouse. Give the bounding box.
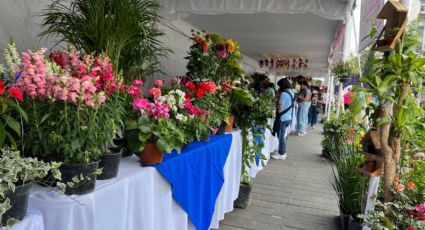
[372,0,408,52]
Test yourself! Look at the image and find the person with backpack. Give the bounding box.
[272,78,294,160]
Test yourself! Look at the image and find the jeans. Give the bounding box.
[278,120,291,155]
[308,105,319,126]
[296,101,311,134]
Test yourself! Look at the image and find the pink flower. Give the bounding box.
[153,80,164,88]
[150,100,170,119]
[133,79,144,87]
[132,98,150,110]
[416,204,425,214]
[129,86,141,97]
[395,183,404,192]
[171,77,180,85]
[98,93,107,103]
[149,88,161,98]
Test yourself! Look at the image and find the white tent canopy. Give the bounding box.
[160,0,347,20]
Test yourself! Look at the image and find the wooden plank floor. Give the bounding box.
[219,124,341,230]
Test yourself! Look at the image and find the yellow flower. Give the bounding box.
[225,39,235,54]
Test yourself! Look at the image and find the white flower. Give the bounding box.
[176,114,187,122]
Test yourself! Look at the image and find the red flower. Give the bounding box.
[199,81,217,92]
[195,88,205,98]
[408,181,415,190]
[407,210,416,216]
[8,87,23,101]
[194,36,203,45]
[0,81,4,95]
[407,226,416,230]
[419,213,425,221]
[185,82,196,91]
[201,42,209,53]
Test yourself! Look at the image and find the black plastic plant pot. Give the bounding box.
[60,161,99,195]
[97,150,122,180]
[217,122,227,135]
[339,208,350,230]
[348,215,362,230]
[339,76,351,84]
[234,183,252,209]
[1,182,32,226]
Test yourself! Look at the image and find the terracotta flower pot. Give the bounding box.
[225,116,235,132]
[140,143,163,165]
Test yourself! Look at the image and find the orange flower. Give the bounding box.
[407,181,415,190]
[395,183,405,192]
[201,41,209,53]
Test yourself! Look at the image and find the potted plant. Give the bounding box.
[0,149,62,227]
[331,143,368,230]
[332,57,358,84]
[40,0,170,84]
[17,47,117,195]
[126,81,186,164]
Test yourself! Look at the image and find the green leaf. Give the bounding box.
[2,115,21,136]
[0,124,6,147]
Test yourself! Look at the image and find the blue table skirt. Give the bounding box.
[155,134,233,230]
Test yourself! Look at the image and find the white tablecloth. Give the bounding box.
[26,131,242,230]
[5,209,44,230]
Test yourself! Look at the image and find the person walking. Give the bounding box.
[296,80,311,136]
[272,78,294,160]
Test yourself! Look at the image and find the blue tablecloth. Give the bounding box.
[155,134,233,230]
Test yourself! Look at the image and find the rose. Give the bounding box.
[153,80,164,88]
[8,87,23,101]
[418,213,425,221]
[133,79,144,87]
[149,88,161,98]
[407,226,416,230]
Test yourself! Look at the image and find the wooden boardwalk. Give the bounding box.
[219,125,341,230]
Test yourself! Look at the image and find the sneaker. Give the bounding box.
[297,132,306,136]
[281,154,287,160]
[271,154,282,160]
[312,125,316,129]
